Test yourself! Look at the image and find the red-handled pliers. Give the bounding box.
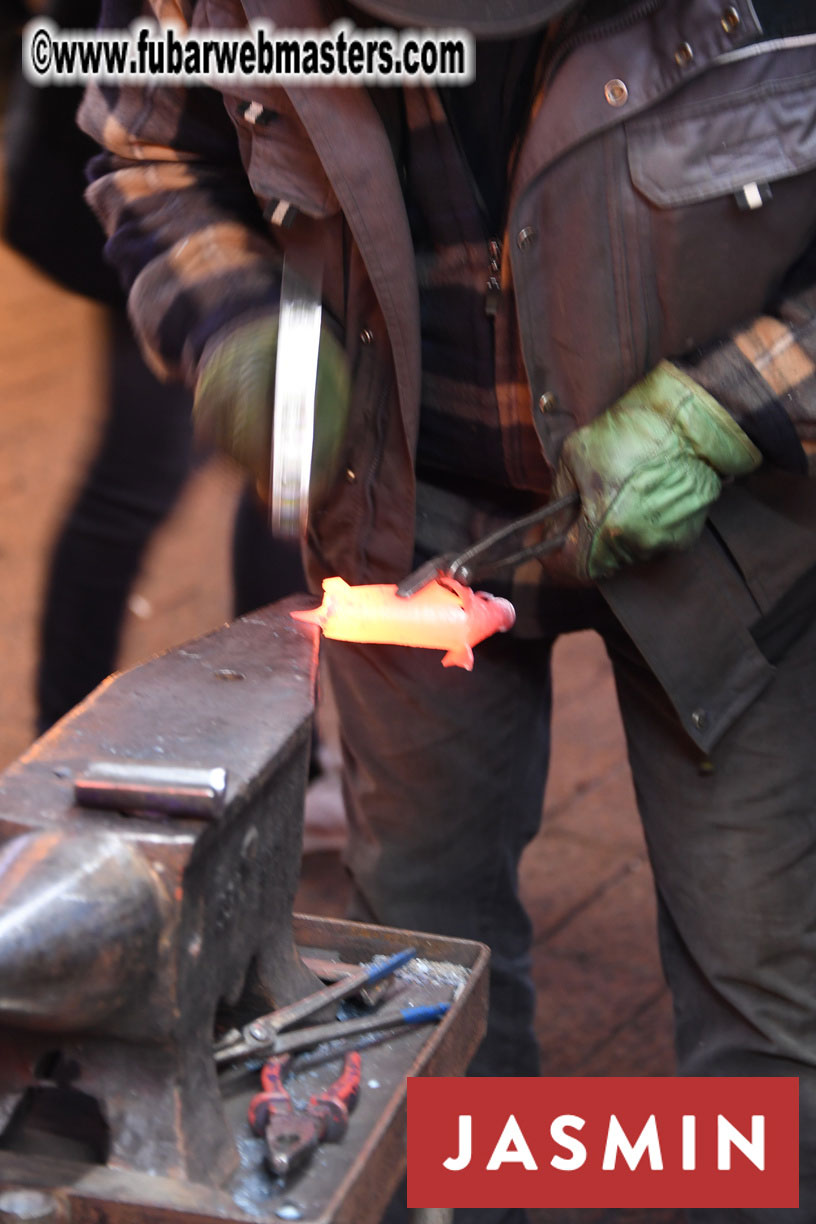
[248,1051,362,1177]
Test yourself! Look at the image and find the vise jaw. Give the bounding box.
[0,598,322,1186]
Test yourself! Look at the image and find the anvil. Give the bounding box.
[0,597,323,1187]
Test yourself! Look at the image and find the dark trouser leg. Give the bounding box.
[325,630,553,1224]
[605,615,816,1222]
[36,310,194,731]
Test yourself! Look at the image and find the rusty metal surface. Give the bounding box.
[0,917,489,1224]
[0,598,323,1187]
[0,594,488,1222]
[0,830,163,1029]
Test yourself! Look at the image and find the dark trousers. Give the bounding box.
[36,311,194,731]
[37,310,306,732]
[325,592,816,1223]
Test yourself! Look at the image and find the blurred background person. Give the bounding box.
[1,0,345,849]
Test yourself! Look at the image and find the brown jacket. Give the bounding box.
[81,0,816,748]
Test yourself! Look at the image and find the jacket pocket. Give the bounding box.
[623,70,816,357]
[627,73,816,208]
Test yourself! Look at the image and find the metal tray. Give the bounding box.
[0,915,488,1224]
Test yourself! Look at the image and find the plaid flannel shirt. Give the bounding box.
[79,0,288,385]
[680,269,816,476]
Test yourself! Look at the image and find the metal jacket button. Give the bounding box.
[517,227,536,250]
[721,5,740,32]
[604,79,628,107]
[359,328,374,345]
[538,392,558,413]
[691,708,708,731]
[675,42,694,66]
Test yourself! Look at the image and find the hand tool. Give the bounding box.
[238,1001,450,1059]
[395,490,580,598]
[73,761,228,819]
[248,1051,362,1177]
[270,251,323,537]
[214,947,417,1065]
[301,956,391,1008]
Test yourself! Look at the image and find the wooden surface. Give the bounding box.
[0,194,679,1224]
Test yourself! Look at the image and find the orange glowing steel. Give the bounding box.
[291,577,516,670]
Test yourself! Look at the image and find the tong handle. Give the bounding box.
[396,491,580,598]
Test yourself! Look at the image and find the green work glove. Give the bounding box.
[552,361,762,581]
[193,314,350,507]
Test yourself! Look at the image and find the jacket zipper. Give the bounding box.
[486,239,503,318]
[437,90,508,318]
[453,147,504,319]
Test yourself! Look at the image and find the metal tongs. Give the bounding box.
[396,490,580,598]
[214,947,417,1065]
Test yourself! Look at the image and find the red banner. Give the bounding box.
[407,1077,798,1209]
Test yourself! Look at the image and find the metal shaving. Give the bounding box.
[370,954,469,990]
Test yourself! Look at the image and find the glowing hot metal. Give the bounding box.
[292,576,516,670]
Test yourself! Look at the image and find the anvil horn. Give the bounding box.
[0,829,164,1031]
